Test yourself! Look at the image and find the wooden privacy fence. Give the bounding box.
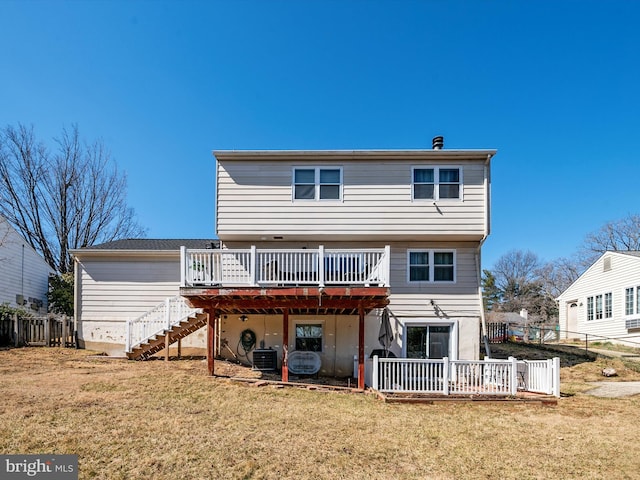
[0,314,75,348]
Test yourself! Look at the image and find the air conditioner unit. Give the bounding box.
[252,349,278,371]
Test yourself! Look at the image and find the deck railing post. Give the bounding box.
[250,245,257,286]
[318,245,325,287]
[165,298,171,331]
[372,355,379,391]
[384,245,391,287]
[180,246,187,287]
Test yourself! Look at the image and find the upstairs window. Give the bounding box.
[293,167,342,201]
[408,250,456,283]
[412,167,462,201]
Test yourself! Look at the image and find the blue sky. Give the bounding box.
[1,0,639,270]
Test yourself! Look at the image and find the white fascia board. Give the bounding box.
[213,149,497,162]
[70,249,179,260]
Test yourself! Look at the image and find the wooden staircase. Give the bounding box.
[126,311,208,360]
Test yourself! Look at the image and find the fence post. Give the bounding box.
[44,315,51,347]
[372,355,379,390]
[509,356,518,396]
[443,357,449,395]
[13,313,19,347]
[552,357,561,397]
[61,315,68,348]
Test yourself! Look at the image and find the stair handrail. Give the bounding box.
[126,296,202,353]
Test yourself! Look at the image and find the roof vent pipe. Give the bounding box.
[432,136,444,150]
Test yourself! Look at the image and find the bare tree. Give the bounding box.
[537,256,581,299]
[579,213,640,266]
[488,250,558,321]
[0,124,145,273]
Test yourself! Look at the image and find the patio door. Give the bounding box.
[406,325,450,359]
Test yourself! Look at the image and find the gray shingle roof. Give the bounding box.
[80,239,219,251]
[614,251,640,258]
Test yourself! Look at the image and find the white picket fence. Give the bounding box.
[371,356,560,397]
[125,297,202,353]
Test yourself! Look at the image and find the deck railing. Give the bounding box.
[180,245,390,288]
[371,356,560,397]
[125,297,202,353]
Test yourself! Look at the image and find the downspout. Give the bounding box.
[477,153,494,358]
[73,256,80,348]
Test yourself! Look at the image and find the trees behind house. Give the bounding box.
[483,250,558,322]
[484,213,640,322]
[0,124,145,274]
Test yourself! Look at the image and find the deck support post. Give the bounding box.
[177,338,182,359]
[207,311,216,376]
[164,331,170,362]
[282,309,289,383]
[358,304,365,390]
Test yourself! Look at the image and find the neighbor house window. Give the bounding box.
[408,250,456,283]
[412,167,462,201]
[587,293,612,321]
[624,286,640,315]
[295,324,323,352]
[293,167,342,201]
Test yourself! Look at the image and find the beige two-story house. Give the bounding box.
[73,140,497,390]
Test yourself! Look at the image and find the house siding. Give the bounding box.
[75,255,205,355]
[557,252,640,347]
[0,219,52,312]
[216,159,488,240]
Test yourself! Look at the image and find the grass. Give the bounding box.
[1,347,640,479]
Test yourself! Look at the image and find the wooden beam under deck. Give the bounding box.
[181,286,390,315]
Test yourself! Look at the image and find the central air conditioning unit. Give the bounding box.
[252,349,278,371]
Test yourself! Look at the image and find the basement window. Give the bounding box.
[295,323,323,352]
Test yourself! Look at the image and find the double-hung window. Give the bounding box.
[293,167,342,201]
[624,286,640,315]
[412,167,462,201]
[586,292,612,321]
[408,250,455,283]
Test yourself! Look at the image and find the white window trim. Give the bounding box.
[623,286,640,317]
[292,166,343,202]
[411,165,464,202]
[407,249,457,284]
[400,319,458,361]
[586,292,613,322]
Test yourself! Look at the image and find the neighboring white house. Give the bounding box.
[71,239,217,355]
[557,251,640,347]
[72,141,498,388]
[0,216,53,312]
